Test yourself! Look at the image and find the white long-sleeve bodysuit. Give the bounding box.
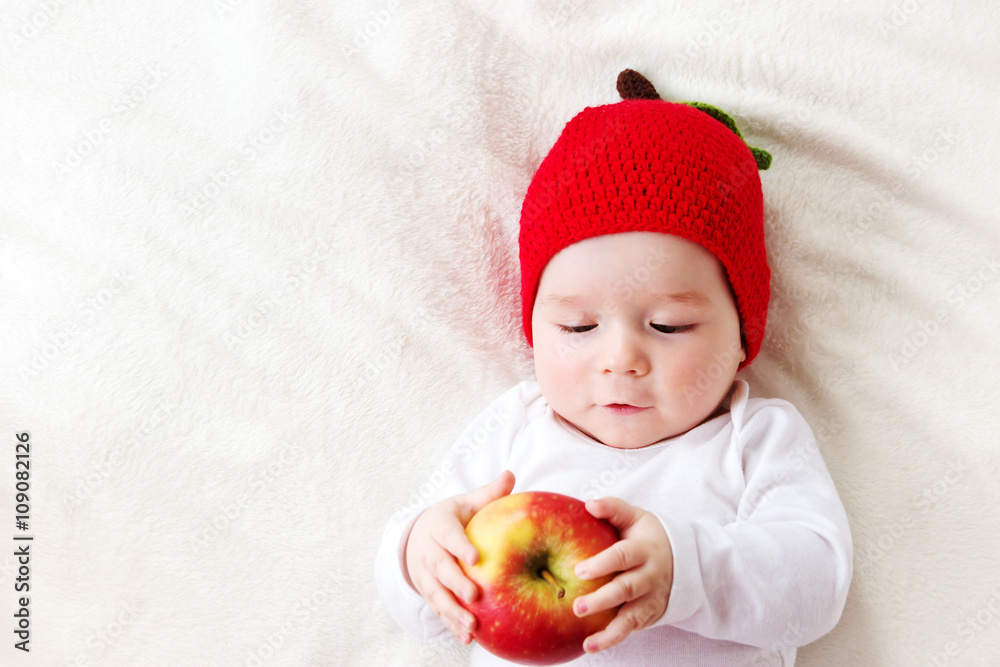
[375,380,853,666]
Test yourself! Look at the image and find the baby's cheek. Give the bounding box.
[540,361,577,407]
[679,350,735,411]
[533,341,563,394]
[669,354,717,401]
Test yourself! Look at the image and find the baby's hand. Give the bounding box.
[572,497,674,654]
[404,470,516,644]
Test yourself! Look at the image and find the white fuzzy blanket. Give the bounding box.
[2,1,998,665]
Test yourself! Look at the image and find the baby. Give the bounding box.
[376,70,852,666]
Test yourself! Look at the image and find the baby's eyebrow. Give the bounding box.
[540,294,587,307]
[540,291,711,307]
[650,291,712,307]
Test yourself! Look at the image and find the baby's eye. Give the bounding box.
[557,324,597,334]
[651,323,695,334]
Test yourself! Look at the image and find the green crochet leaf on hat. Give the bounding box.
[749,147,772,171]
[682,101,771,170]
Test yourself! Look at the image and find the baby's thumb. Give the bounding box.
[585,496,641,532]
[460,470,515,520]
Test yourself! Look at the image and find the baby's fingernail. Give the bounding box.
[575,563,587,577]
[463,613,475,629]
[575,599,588,615]
[585,640,600,653]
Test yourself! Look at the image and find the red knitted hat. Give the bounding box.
[519,69,772,367]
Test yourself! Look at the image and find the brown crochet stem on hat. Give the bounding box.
[616,69,661,100]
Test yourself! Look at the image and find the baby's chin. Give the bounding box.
[570,415,686,450]
[569,406,724,449]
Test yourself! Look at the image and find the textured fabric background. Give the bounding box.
[1,1,998,665]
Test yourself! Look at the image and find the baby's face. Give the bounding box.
[531,232,745,449]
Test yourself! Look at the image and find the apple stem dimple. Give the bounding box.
[540,569,565,598]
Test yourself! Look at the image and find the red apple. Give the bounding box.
[459,491,620,665]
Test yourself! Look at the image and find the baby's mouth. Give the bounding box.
[602,404,650,416]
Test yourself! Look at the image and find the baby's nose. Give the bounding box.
[601,332,649,375]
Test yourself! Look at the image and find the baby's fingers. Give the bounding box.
[582,592,668,654]
[417,575,477,644]
[431,547,479,606]
[575,537,643,582]
[456,470,516,524]
[573,567,647,618]
[411,549,478,641]
[431,520,480,567]
[582,600,641,653]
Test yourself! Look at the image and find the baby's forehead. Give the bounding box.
[547,231,721,267]
[537,231,732,298]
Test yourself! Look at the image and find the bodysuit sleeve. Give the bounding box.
[373,382,534,643]
[654,397,853,651]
